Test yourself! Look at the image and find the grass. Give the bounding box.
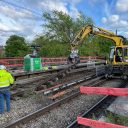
[105,111,128,126]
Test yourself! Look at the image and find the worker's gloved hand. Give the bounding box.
[10,84,16,89]
[10,84,13,87]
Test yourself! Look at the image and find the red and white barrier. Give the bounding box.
[80,87,128,96]
[0,56,105,68]
[77,86,128,128]
[77,117,128,128]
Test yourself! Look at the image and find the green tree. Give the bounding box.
[42,10,93,44]
[32,10,93,57]
[39,40,69,57]
[33,35,49,47]
[74,12,93,33]
[5,35,30,57]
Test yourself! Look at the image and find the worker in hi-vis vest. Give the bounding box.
[0,65,14,114]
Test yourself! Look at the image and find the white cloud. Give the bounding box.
[124,31,128,37]
[108,15,119,23]
[101,15,120,24]
[101,15,128,26]
[40,0,68,13]
[0,0,82,45]
[0,3,43,44]
[0,23,11,31]
[100,0,128,38]
[116,0,128,12]
[102,14,128,27]
[67,0,81,5]
[101,14,128,38]
[39,0,80,18]
[119,20,128,26]
[69,5,80,18]
[0,20,23,31]
[0,5,33,19]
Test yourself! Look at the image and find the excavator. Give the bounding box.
[68,25,128,79]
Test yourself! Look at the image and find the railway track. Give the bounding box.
[1,76,122,128]
[67,80,128,128]
[12,67,60,80]
[12,63,85,80]
[11,65,99,97]
[12,62,105,80]
[11,64,75,96]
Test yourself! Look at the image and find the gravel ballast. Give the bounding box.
[0,79,123,128]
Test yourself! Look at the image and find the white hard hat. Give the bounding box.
[0,65,6,70]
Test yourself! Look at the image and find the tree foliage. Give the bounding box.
[32,10,94,57]
[33,10,121,58]
[43,10,93,44]
[33,35,49,47]
[39,40,70,57]
[5,35,30,57]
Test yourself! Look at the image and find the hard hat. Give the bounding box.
[0,65,6,70]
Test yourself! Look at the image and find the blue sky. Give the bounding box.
[0,0,128,45]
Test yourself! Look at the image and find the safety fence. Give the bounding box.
[0,57,23,68]
[0,56,105,68]
[77,86,128,128]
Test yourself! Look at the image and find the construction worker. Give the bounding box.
[0,65,14,114]
[70,48,78,58]
[124,49,128,62]
[68,48,79,63]
[116,49,122,62]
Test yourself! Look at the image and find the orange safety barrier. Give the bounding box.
[80,87,128,96]
[77,117,128,128]
[0,56,105,68]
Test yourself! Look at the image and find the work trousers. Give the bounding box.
[0,87,10,114]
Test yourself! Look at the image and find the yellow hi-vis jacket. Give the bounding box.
[0,69,14,88]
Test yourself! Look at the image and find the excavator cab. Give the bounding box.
[109,47,123,63]
[109,46,128,64]
[106,46,128,78]
[115,47,123,62]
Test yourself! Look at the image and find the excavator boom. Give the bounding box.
[71,25,125,50]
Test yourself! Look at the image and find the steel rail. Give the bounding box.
[12,68,61,80]
[12,63,92,80]
[67,80,128,128]
[13,64,89,86]
[2,76,105,128]
[38,74,101,95]
[11,67,96,97]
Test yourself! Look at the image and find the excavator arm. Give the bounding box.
[71,25,125,50]
[71,25,93,49]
